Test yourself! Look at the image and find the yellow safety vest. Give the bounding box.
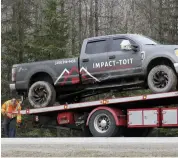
[1,100,22,123]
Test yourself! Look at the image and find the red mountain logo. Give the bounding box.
[54,67,100,85]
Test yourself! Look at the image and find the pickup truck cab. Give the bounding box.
[10,34,178,108]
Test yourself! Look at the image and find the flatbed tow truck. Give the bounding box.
[14,91,178,137]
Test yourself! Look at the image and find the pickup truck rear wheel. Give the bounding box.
[148,65,177,93]
[28,81,56,108]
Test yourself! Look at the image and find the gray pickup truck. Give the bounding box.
[10,34,178,108]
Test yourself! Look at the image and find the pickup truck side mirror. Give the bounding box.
[131,44,139,52]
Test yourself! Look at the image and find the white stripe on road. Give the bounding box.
[2,138,178,144]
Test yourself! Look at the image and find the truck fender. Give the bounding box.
[25,66,57,85]
[143,54,175,74]
[86,106,126,126]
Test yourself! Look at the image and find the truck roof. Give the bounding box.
[85,34,141,41]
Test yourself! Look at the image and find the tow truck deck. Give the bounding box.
[21,91,178,114]
[17,91,178,137]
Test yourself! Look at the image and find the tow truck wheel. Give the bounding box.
[28,81,56,108]
[148,65,177,93]
[123,128,153,137]
[88,110,119,137]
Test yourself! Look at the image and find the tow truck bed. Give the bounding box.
[13,91,178,137]
[20,91,178,115]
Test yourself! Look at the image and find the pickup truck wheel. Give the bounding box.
[148,65,177,93]
[28,81,56,108]
[88,110,119,137]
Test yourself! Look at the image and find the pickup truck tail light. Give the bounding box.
[12,67,17,82]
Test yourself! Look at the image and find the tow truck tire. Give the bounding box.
[123,128,153,137]
[148,65,177,93]
[28,81,56,108]
[88,110,119,137]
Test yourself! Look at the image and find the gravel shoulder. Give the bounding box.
[2,138,178,157]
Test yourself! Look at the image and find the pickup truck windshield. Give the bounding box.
[131,35,159,45]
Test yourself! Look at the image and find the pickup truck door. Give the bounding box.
[80,39,109,84]
[107,38,143,78]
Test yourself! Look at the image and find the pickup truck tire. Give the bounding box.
[88,110,119,137]
[28,81,56,108]
[147,65,177,93]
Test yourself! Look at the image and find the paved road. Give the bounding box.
[2,138,178,157]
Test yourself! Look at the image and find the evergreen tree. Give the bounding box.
[33,0,69,60]
[1,0,33,100]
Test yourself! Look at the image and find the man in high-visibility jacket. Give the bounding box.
[1,98,22,137]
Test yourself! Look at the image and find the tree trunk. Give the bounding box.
[60,0,65,57]
[109,1,114,34]
[174,0,178,43]
[131,0,136,32]
[94,0,99,36]
[17,0,24,63]
[158,0,163,42]
[149,0,153,36]
[78,0,82,49]
[71,0,76,55]
[89,0,94,37]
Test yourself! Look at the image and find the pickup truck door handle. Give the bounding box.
[109,55,116,59]
[82,58,89,62]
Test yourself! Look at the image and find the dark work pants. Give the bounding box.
[3,116,16,137]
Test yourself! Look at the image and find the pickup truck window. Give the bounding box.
[110,39,127,52]
[110,38,136,52]
[85,40,107,54]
